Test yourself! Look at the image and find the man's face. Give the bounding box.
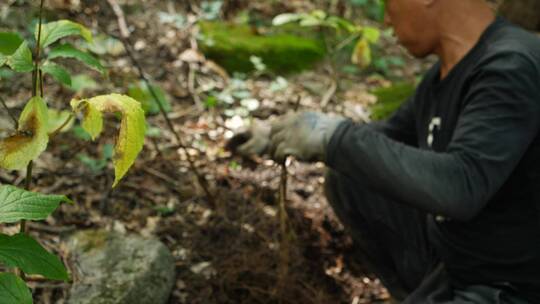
[384,0,438,58]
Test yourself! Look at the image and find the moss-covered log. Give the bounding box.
[198,21,326,74]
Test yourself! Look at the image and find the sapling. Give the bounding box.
[0,1,146,302]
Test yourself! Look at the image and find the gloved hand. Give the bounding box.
[269,111,345,163]
[227,119,272,157]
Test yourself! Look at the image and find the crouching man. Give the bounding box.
[230,0,540,303]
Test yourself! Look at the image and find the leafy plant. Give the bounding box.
[0,19,104,88]
[0,2,146,302]
[272,10,380,68]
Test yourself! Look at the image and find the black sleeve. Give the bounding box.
[369,96,417,146]
[325,53,540,221]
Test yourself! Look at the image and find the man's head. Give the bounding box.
[384,0,495,58]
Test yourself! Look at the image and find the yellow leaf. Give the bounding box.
[0,97,49,170]
[70,98,103,140]
[71,94,146,187]
[351,38,372,68]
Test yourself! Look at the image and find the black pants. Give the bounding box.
[324,170,529,304]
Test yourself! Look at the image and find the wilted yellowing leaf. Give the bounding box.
[351,38,372,68]
[0,97,49,170]
[71,94,146,187]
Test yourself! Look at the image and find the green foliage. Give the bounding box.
[38,20,92,49]
[272,10,380,68]
[0,233,69,281]
[0,185,71,223]
[0,32,24,55]
[0,15,145,303]
[128,81,172,115]
[370,82,416,120]
[48,44,104,73]
[198,21,326,74]
[5,41,33,72]
[0,273,32,304]
[42,61,71,86]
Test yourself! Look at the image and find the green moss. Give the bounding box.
[370,82,416,120]
[198,21,326,74]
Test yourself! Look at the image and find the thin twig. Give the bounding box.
[0,96,18,129]
[276,96,301,295]
[21,0,44,236]
[48,114,74,139]
[321,78,337,110]
[105,0,216,207]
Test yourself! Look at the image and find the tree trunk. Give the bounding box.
[499,0,540,31]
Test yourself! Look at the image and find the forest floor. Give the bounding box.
[0,1,429,303]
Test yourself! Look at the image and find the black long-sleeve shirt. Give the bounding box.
[326,18,540,302]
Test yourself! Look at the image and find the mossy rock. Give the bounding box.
[370,82,416,120]
[198,21,326,74]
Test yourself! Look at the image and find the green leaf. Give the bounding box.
[127,81,172,115]
[0,97,49,170]
[6,41,33,73]
[48,44,104,73]
[71,94,146,187]
[0,233,69,281]
[0,185,71,223]
[0,54,6,67]
[0,273,32,304]
[0,32,24,55]
[37,20,92,49]
[363,26,381,43]
[42,62,71,87]
[47,108,74,133]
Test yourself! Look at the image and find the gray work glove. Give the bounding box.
[228,119,272,157]
[269,111,345,163]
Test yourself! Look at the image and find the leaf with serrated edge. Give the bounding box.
[42,61,72,87]
[48,44,104,73]
[0,185,71,223]
[6,41,33,72]
[0,233,69,281]
[37,20,92,49]
[0,97,49,170]
[71,94,146,187]
[0,273,32,304]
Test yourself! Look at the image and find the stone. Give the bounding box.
[65,229,175,304]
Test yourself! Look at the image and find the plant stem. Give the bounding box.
[49,114,74,138]
[21,0,45,237]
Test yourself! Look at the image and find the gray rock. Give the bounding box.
[65,230,175,304]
